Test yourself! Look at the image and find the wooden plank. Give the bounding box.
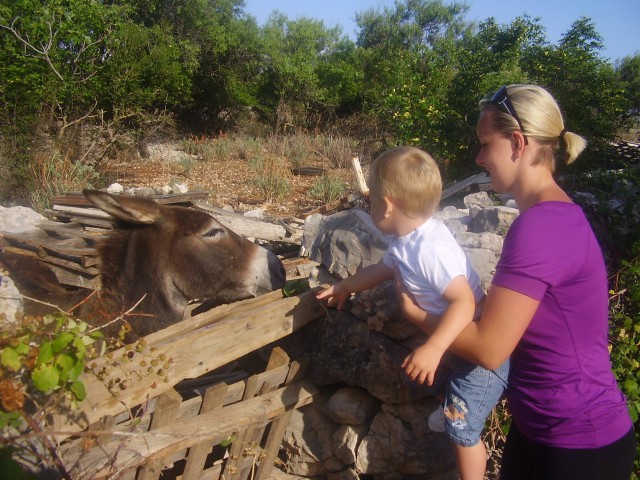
[301,192,364,217]
[48,264,101,290]
[138,389,183,480]
[1,245,100,276]
[193,202,302,245]
[351,157,369,196]
[56,288,325,430]
[181,383,228,480]
[223,374,261,479]
[45,209,115,229]
[51,191,210,207]
[0,230,98,257]
[36,220,102,242]
[441,172,489,200]
[63,381,317,480]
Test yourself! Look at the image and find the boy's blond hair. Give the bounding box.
[368,146,442,217]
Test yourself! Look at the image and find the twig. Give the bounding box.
[20,294,69,315]
[19,409,73,480]
[87,294,147,333]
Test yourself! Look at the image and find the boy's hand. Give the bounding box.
[402,343,445,386]
[316,282,351,310]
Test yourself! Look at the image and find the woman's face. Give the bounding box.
[475,110,517,193]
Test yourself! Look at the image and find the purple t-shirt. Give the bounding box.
[492,202,631,448]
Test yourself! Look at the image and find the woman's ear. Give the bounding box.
[511,131,527,158]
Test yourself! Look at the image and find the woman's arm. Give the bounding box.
[396,273,538,370]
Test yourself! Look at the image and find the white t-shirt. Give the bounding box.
[382,218,483,316]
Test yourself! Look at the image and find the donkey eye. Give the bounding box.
[203,228,226,239]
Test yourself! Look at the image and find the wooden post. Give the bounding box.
[351,157,369,196]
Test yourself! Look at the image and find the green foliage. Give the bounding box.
[308,175,347,204]
[609,252,640,477]
[0,313,103,427]
[570,169,640,477]
[617,53,640,122]
[28,151,102,212]
[249,156,291,203]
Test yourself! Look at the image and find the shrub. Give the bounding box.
[29,151,102,212]
[308,175,347,204]
[248,156,291,203]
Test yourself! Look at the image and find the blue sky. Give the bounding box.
[243,0,639,63]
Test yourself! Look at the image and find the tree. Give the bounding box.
[521,18,628,169]
[257,12,351,133]
[617,54,640,123]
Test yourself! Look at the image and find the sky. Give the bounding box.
[243,0,640,63]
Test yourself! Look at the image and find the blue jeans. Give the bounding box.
[442,354,510,447]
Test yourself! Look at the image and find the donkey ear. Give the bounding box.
[83,189,160,224]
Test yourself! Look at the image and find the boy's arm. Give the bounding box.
[422,275,476,353]
[316,260,394,310]
[402,275,476,385]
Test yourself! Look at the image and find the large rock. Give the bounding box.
[355,401,458,479]
[282,310,447,404]
[0,205,46,233]
[302,209,391,279]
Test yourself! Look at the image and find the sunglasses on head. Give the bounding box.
[491,86,528,144]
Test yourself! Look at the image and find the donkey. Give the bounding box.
[0,191,286,338]
[81,189,286,336]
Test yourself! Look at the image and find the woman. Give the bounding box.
[397,84,636,479]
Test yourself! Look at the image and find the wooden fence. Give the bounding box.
[49,288,326,479]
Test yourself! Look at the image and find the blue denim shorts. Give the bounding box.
[442,354,509,447]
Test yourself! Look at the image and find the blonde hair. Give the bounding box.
[480,84,587,172]
[368,146,442,217]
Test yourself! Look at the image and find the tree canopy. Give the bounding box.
[1,0,638,194]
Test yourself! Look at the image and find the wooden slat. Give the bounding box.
[301,192,364,217]
[63,381,317,480]
[51,190,210,207]
[36,220,102,242]
[441,172,490,200]
[181,383,228,480]
[138,389,183,480]
[254,357,304,480]
[1,245,99,276]
[0,230,97,257]
[45,209,115,229]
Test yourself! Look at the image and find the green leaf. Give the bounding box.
[52,332,74,353]
[32,365,60,393]
[1,348,22,371]
[14,342,29,355]
[67,359,84,382]
[36,342,54,366]
[56,353,75,382]
[70,381,86,401]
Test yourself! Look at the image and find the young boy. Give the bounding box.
[316,146,509,480]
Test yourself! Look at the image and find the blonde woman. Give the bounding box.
[397,85,636,479]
